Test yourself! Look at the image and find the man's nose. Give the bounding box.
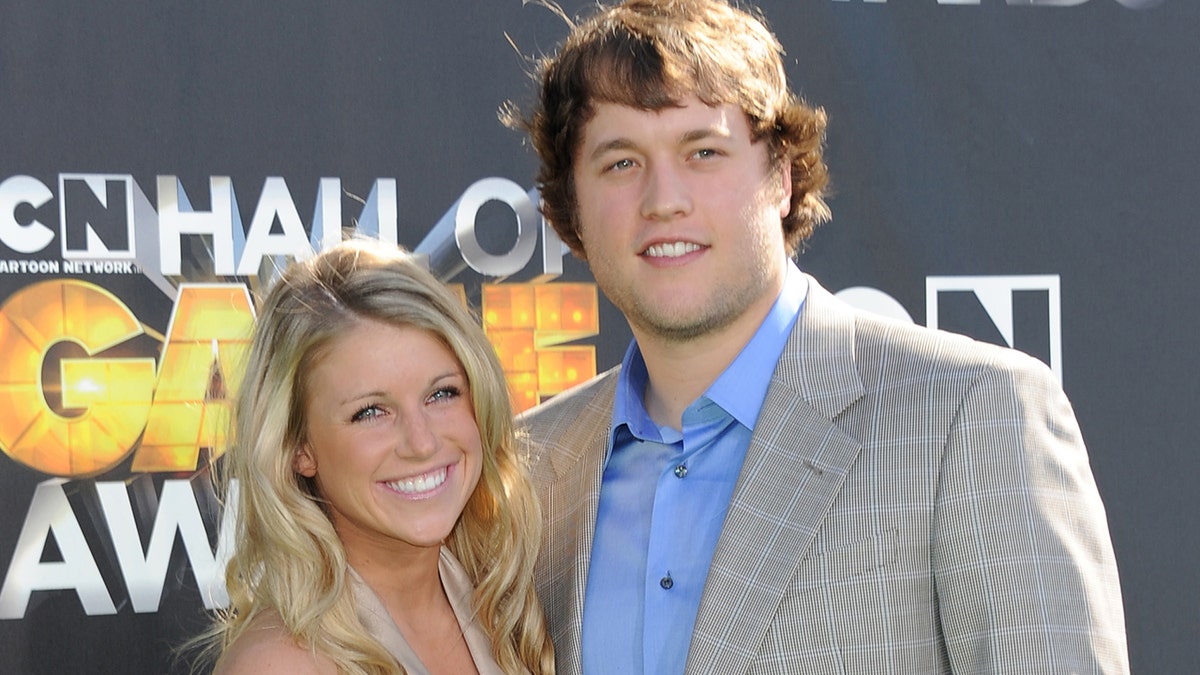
[640,161,693,220]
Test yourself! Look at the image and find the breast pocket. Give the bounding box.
[804,527,900,578]
[766,527,942,672]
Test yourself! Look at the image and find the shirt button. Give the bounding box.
[673,464,688,479]
[660,574,674,590]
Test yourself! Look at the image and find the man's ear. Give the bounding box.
[567,221,589,261]
[777,160,793,219]
[294,444,318,477]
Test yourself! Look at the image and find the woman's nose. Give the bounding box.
[395,411,438,459]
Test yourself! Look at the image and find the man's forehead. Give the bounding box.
[581,98,744,144]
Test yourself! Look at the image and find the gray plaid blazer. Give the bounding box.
[519,275,1128,675]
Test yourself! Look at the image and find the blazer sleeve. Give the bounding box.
[931,353,1128,674]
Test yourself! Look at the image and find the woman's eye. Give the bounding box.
[693,148,718,159]
[351,405,384,422]
[607,158,635,172]
[428,386,462,404]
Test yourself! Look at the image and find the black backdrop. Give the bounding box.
[1,1,1195,672]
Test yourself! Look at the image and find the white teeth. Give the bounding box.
[645,241,701,258]
[388,467,447,494]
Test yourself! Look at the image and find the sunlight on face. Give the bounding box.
[572,96,791,344]
[296,319,484,559]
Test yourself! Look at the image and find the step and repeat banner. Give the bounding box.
[0,1,1194,672]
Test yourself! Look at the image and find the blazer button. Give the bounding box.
[673,464,688,479]
[660,575,674,590]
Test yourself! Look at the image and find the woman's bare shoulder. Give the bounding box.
[213,612,336,675]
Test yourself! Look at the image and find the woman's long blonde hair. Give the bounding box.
[202,239,553,674]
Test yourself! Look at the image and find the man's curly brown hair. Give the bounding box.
[505,0,831,257]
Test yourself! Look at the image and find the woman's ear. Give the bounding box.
[294,444,318,477]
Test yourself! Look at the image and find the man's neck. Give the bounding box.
[634,289,778,431]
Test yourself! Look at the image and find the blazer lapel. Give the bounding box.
[686,277,866,674]
[530,373,616,674]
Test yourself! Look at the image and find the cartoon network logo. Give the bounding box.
[837,275,1063,382]
[0,173,568,288]
[0,172,590,620]
[831,0,1163,7]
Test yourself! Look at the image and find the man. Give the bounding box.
[511,1,1128,673]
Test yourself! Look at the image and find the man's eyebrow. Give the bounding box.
[679,126,732,144]
[586,137,638,161]
[586,126,733,161]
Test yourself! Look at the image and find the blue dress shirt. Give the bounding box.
[581,262,807,675]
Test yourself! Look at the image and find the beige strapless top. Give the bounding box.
[349,548,515,675]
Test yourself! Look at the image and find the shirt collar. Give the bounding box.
[612,260,808,438]
[613,339,656,441]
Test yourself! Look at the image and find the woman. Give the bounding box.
[202,239,553,674]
